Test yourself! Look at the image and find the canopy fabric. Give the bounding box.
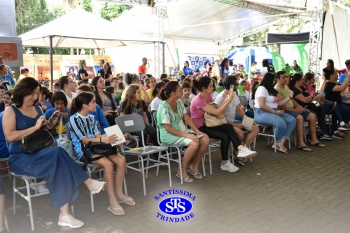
[111,0,285,42]
[19,9,158,49]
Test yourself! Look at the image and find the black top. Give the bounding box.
[77,68,88,81]
[120,100,147,115]
[324,82,342,103]
[98,69,112,87]
[291,86,309,107]
[94,91,117,111]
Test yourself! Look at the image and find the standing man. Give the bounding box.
[0,65,15,86]
[19,68,29,80]
[138,57,148,80]
[0,56,12,76]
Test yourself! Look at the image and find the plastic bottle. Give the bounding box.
[237,84,244,96]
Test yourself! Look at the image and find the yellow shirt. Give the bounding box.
[146,89,154,102]
[274,84,294,108]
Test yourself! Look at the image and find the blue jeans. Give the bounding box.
[254,108,296,142]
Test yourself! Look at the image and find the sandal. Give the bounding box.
[175,173,193,183]
[107,206,125,216]
[272,144,288,153]
[187,169,204,180]
[119,197,135,206]
[298,146,312,152]
[310,142,326,148]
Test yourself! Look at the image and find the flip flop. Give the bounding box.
[310,142,326,148]
[187,169,204,180]
[175,173,193,183]
[107,207,125,216]
[272,144,288,153]
[298,146,312,152]
[119,197,135,206]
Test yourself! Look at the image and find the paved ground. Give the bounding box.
[3,134,350,233]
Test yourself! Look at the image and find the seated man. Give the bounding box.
[274,71,325,152]
[215,75,259,165]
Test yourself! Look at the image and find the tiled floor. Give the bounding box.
[3,135,350,233]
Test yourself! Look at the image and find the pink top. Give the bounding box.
[190,94,213,128]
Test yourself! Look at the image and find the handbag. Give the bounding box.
[204,102,227,127]
[80,142,118,170]
[21,129,57,153]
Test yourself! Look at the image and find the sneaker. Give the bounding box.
[237,147,257,159]
[338,124,350,131]
[220,161,239,173]
[30,183,49,194]
[320,133,333,141]
[58,214,84,228]
[332,132,345,139]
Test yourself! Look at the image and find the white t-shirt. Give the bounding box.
[254,86,278,109]
[214,91,240,122]
[60,90,77,107]
[261,67,268,77]
[150,97,162,112]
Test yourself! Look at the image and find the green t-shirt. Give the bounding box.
[274,84,294,108]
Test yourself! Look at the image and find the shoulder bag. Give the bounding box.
[21,129,57,153]
[204,102,227,127]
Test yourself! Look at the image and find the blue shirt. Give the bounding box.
[0,74,15,86]
[0,112,9,157]
[182,67,193,76]
[44,108,71,139]
[43,102,53,111]
[69,114,100,158]
[89,105,109,134]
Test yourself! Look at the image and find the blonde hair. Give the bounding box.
[123,84,144,114]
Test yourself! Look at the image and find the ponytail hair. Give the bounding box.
[152,81,166,97]
[70,92,94,115]
[160,81,179,100]
[289,73,303,89]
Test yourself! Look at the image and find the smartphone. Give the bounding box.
[230,85,234,91]
[49,110,60,122]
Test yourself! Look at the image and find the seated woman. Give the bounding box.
[289,73,333,140]
[253,73,296,153]
[3,78,105,228]
[91,76,117,126]
[120,84,159,146]
[156,81,209,182]
[190,77,256,173]
[323,68,350,133]
[69,92,134,216]
[150,81,166,113]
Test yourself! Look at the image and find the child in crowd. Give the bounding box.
[115,82,124,106]
[40,86,53,112]
[44,91,70,139]
[181,82,192,108]
[150,81,166,113]
[70,92,134,216]
[105,86,117,106]
[2,91,11,108]
[0,85,6,112]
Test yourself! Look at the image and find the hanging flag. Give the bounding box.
[271,52,286,72]
[297,45,309,74]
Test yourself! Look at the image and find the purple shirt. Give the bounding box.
[190,94,213,128]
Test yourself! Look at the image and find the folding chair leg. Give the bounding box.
[70,206,74,216]
[201,157,206,177]
[123,177,128,196]
[166,152,172,188]
[24,179,35,231]
[90,192,94,212]
[4,212,8,233]
[177,149,183,184]
[140,157,147,196]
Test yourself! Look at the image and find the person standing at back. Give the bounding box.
[138,57,148,80]
[0,56,12,76]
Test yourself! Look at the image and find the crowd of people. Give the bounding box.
[0,56,349,230]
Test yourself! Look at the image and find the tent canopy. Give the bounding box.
[111,0,303,42]
[19,9,159,49]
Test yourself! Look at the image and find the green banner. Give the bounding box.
[297,45,308,74]
[271,52,286,72]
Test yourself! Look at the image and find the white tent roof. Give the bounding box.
[111,0,303,42]
[19,9,158,48]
